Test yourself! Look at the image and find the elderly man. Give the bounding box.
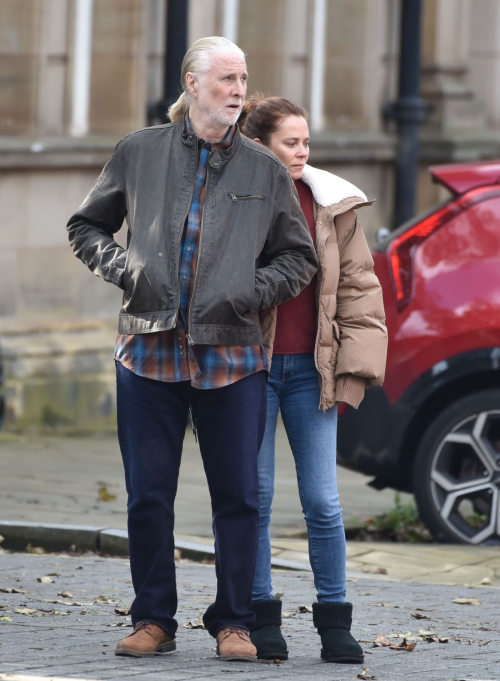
[67,37,317,662]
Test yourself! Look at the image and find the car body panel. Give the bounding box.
[338,164,500,494]
[429,161,500,195]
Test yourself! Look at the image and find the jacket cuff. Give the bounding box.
[335,375,367,409]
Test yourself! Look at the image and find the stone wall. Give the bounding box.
[3,0,500,430]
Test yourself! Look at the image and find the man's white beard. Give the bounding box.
[198,93,242,128]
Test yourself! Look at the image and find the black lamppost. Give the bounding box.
[386,0,427,229]
[148,0,189,124]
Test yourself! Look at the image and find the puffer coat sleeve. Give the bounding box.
[334,209,387,407]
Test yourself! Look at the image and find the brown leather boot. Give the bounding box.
[115,622,176,657]
[216,627,257,662]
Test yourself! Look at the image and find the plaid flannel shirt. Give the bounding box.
[115,117,268,389]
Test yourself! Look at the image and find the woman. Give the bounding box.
[239,96,388,663]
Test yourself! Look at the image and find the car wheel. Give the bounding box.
[413,390,500,545]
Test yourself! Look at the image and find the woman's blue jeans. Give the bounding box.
[253,353,346,603]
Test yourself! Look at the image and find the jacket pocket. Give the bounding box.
[228,193,265,202]
[332,319,341,369]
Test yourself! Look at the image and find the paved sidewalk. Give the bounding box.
[0,553,499,681]
[0,431,413,537]
[176,535,500,588]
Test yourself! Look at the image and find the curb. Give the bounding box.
[0,521,311,571]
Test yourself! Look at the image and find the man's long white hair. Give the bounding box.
[168,37,245,122]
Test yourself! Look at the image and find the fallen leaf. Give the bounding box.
[362,566,387,575]
[389,638,416,651]
[47,573,60,577]
[274,593,284,600]
[174,548,182,561]
[282,611,296,618]
[98,486,117,502]
[14,608,41,616]
[369,602,394,608]
[0,605,7,610]
[108,622,133,627]
[478,577,491,586]
[0,616,12,622]
[94,595,115,604]
[25,544,45,555]
[58,591,74,598]
[37,576,54,584]
[373,634,391,647]
[358,669,376,680]
[298,605,312,613]
[183,618,205,629]
[0,534,4,544]
[411,612,430,620]
[114,606,131,616]
[452,598,481,606]
[424,636,449,643]
[0,587,26,594]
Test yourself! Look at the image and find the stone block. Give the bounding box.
[0,520,101,552]
[99,528,129,555]
[0,251,17,318]
[17,246,77,321]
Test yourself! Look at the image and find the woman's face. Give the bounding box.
[258,115,310,180]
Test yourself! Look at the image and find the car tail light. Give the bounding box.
[388,186,500,310]
[338,403,348,417]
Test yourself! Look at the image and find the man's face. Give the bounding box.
[192,53,248,128]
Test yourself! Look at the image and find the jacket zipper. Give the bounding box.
[175,139,199,331]
[314,221,330,411]
[228,193,265,201]
[187,163,210,345]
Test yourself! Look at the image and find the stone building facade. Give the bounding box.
[2,0,500,429]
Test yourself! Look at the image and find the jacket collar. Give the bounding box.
[179,115,241,169]
[300,163,373,211]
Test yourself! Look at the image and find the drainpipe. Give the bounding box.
[148,0,189,124]
[310,0,327,132]
[222,0,239,43]
[70,0,94,136]
[386,0,427,229]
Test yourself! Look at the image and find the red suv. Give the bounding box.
[337,160,500,545]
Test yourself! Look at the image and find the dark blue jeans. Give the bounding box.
[116,362,267,638]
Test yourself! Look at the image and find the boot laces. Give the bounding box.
[219,626,250,642]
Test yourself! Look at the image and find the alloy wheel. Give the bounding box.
[430,410,500,544]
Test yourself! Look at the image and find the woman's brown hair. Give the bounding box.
[239,94,308,145]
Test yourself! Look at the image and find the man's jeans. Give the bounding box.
[116,362,267,637]
[252,353,346,603]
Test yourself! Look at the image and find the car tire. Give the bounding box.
[412,389,500,545]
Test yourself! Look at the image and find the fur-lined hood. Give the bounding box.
[300,163,373,212]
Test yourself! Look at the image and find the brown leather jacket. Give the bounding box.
[67,119,318,341]
[260,164,388,411]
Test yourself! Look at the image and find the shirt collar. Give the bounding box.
[184,114,235,151]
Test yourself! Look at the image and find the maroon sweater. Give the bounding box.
[273,179,318,355]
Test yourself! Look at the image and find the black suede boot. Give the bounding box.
[312,602,364,663]
[250,599,288,660]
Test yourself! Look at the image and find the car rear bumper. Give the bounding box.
[337,387,416,490]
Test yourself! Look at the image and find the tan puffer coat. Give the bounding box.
[259,163,388,411]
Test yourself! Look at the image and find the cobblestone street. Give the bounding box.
[0,553,499,681]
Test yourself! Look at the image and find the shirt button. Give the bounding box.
[187,247,191,252]
[180,352,184,356]
[214,161,219,166]
[183,275,187,280]
[179,345,183,349]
